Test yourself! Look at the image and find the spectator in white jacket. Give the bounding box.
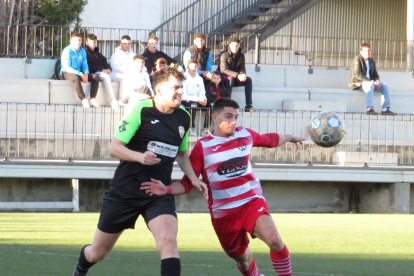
[182,59,207,136]
[124,55,154,114]
[110,35,136,106]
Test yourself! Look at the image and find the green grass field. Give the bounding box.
[0,213,413,276]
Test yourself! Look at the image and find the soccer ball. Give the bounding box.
[308,111,346,148]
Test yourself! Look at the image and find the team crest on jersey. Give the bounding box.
[237,138,247,151]
[119,120,129,132]
[178,126,185,138]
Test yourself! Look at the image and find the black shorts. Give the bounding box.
[97,192,177,234]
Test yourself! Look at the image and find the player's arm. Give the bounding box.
[247,128,306,149]
[109,138,160,165]
[141,179,186,196]
[175,150,207,194]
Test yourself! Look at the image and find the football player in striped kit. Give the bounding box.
[142,97,307,276]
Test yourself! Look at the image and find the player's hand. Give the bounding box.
[198,99,207,106]
[190,178,208,200]
[201,71,212,80]
[374,80,381,89]
[140,178,167,196]
[138,151,161,165]
[289,135,307,149]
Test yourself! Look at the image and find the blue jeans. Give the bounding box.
[360,81,391,109]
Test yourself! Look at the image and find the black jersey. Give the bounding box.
[110,99,191,198]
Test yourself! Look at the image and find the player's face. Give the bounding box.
[120,39,132,52]
[360,47,371,60]
[213,107,239,137]
[86,39,96,51]
[211,74,221,85]
[158,75,184,109]
[71,37,82,51]
[229,42,240,54]
[148,39,158,52]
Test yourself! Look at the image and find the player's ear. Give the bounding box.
[211,112,217,123]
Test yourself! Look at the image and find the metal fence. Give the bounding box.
[1,103,413,165]
[0,24,411,70]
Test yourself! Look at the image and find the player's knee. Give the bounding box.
[87,247,110,262]
[156,235,177,251]
[267,235,284,251]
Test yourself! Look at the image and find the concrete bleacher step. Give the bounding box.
[282,100,347,112]
[332,151,398,166]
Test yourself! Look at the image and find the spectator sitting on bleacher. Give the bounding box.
[182,59,208,137]
[123,55,154,114]
[142,35,181,73]
[110,35,136,106]
[348,43,396,115]
[149,58,168,85]
[85,34,118,109]
[218,36,253,111]
[183,33,212,85]
[60,33,100,108]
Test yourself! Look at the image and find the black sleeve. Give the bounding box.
[351,56,370,83]
[371,59,380,82]
[239,54,246,74]
[220,52,238,78]
[101,53,111,70]
[86,55,99,74]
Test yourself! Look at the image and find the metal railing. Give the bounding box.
[1,103,413,165]
[0,24,410,70]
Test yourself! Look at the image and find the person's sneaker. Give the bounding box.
[72,268,87,276]
[89,99,99,108]
[81,99,90,108]
[201,129,210,137]
[245,105,254,112]
[111,99,118,109]
[366,108,378,115]
[381,108,397,115]
[117,100,125,107]
[190,128,197,136]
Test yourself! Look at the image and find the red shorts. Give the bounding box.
[211,197,269,258]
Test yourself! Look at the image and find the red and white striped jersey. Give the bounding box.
[180,126,279,218]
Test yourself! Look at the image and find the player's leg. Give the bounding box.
[253,214,292,276]
[145,196,180,276]
[361,81,375,111]
[233,247,261,276]
[73,229,123,276]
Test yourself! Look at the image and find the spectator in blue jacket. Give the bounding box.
[60,33,100,108]
[183,33,212,85]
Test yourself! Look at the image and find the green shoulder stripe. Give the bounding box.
[114,99,153,144]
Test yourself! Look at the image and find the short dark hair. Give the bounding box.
[187,58,198,67]
[148,35,159,42]
[360,43,371,50]
[156,58,167,65]
[133,54,145,61]
[211,71,221,78]
[153,67,185,94]
[194,33,205,40]
[86,34,97,41]
[71,33,82,39]
[212,98,240,114]
[228,36,240,45]
[121,35,132,41]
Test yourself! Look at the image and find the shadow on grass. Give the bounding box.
[0,244,413,276]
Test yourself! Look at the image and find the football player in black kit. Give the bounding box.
[71,67,207,276]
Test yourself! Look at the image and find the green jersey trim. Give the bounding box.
[179,105,191,151]
[114,100,153,144]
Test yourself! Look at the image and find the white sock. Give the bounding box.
[382,107,388,112]
[367,107,373,111]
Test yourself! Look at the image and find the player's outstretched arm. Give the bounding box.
[175,150,208,197]
[141,179,185,196]
[278,135,307,148]
[109,138,161,165]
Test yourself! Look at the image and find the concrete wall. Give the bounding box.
[0,178,411,214]
[80,0,163,30]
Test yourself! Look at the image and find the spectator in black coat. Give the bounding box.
[142,35,182,73]
[218,36,253,111]
[85,34,118,109]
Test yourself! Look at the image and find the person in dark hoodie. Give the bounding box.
[218,37,253,111]
[142,35,181,73]
[183,33,212,84]
[85,34,118,109]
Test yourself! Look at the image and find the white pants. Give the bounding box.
[96,72,116,101]
[109,71,127,100]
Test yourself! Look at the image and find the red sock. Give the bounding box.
[238,258,259,276]
[270,245,292,276]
